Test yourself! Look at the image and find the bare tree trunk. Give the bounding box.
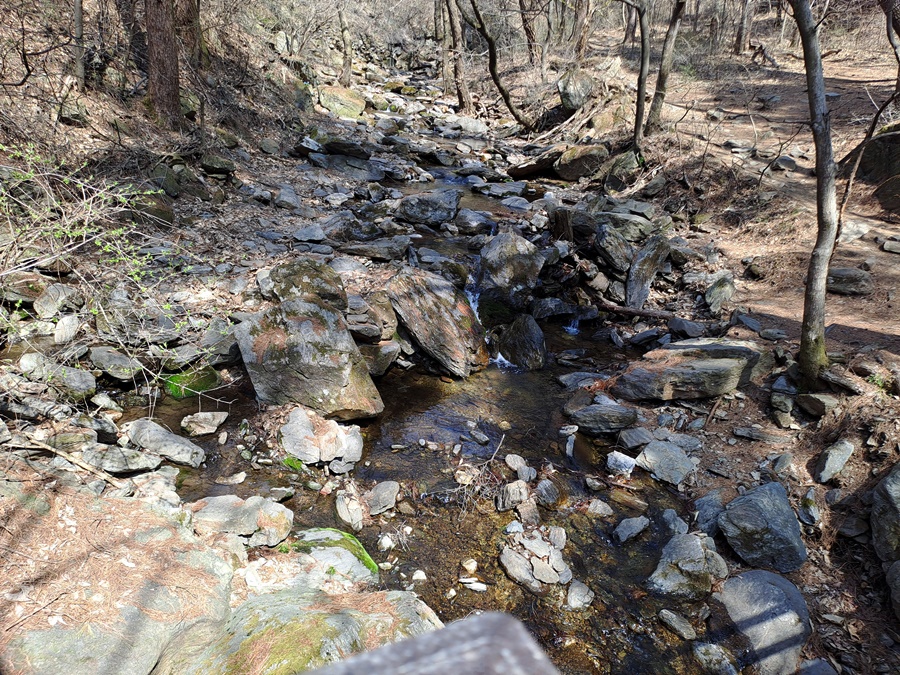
[624,5,637,44]
[145,0,181,127]
[788,0,839,385]
[518,0,540,66]
[338,9,353,86]
[620,0,649,148]
[115,0,149,73]
[465,0,533,129]
[645,0,687,134]
[880,0,900,91]
[174,0,205,68]
[574,0,593,62]
[438,0,452,95]
[734,0,754,54]
[692,0,702,32]
[445,0,473,113]
[74,0,85,90]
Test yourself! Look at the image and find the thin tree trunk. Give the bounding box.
[145,0,181,127]
[734,0,754,54]
[624,5,637,44]
[788,0,838,385]
[465,0,533,129]
[74,0,85,90]
[438,0,452,93]
[518,0,540,66]
[574,0,593,62]
[446,0,473,113]
[115,0,148,73]
[174,0,205,68]
[621,0,649,149]
[338,9,353,86]
[645,0,687,134]
[881,1,900,91]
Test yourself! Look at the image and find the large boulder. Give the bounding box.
[626,235,671,309]
[387,268,488,378]
[319,85,366,118]
[395,189,462,225]
[497,314,546,370]
[553,145,610,181]
[713,571,811,675]
[188,494,293,547]
[872,460,900,565]
[557,69,595,111]
[265,258,347,309]
[646,534,728,600]
[19,352,96,401]
[507,144,568,179]
[479,232,545,310]
[717,481,807,573]
[278,406,364,474]
[612,338,770,401]
[234,299,383,420]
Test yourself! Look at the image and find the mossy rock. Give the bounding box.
[290,528,379,578]
[130,192,175,227]
[162,365,221,399]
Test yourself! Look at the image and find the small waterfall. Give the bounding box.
[563,317,580,335]
[491,352,515,369]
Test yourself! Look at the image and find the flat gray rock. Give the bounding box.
[81,444,162,474]
[714,571,811,675]
[499,546,542,594]
[717,481,807,573]
[607,450,637,478]
[636,441,695,485]
[614,516,650,543]
[496,480,530,512]
[123,418,205,468]
[364,481,400,515]
[815,439,854,483]
[567,401,637,435]
[647,534,728,600]
[181,411,229,437]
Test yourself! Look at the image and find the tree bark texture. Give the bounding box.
[465,0,533,129]
[574,0,593,62]
[619,0,649,148]
[115,0,149,73]
[734,0,754,54]
[446,0,473,113]
[174,0,205,68]
[75,0,85,90]
[518,0,541,66]
[645,0,686,134]
[338,9,353,86]
[788,0,839,384]
[145,0,181,128]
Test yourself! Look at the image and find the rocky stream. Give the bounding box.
[2,75,899,675]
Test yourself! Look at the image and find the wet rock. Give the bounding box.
[364,481,400,515]
[341,235,411,261]
[479,232,545,310]
[497,314,546,370]
[695,490,725,536]
[827,267,873,295]
[607,451,637,478]
[626,235,671,310]
[396,188,462,225]
[636,441,695,486]
[181,412,229,437]
[553,145,610,181]
[567,400,638,435]
[234,299,382,420]
[814,439,854,483]
[19,352,96,400]
[89,346,142,380]
[872,460,900,564]
[717,481,807,573]
[566,579,594,609]
[189,494,293,547]
[387,267,488,378]
[123,418,206,468]
[646,534,728,599]
[496,480,530,512]
[278,407,363,472]
[713,571,811,675]
[455,208,495,235]
[663,509,689,535]
[693,643,739,675]
[319,85,366,118]
[534,479,561,507]
[499,546,542,594]
[557,69,594,111]
[614,516,650,543]
[659,609,696,640]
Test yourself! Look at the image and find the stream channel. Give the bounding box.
[147,171,697,673]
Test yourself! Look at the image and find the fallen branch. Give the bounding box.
[10,440,130,490]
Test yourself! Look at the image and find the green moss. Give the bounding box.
[291,528,379,575]
[283,456,305,472]
[225,614,342,675]
[161,365,221,399]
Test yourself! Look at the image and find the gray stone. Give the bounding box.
[557,69,594,111]
[19,352,96,400]
[587,499,614,517]
[636,441,695,486]
[364,481,400,515]
[181,412,229,437]
[814,440,854,483]
[798,487,821,526]
[33,284,82,319]
[358,340,400,376]
[293,224,326,242]
[796,393,839,418]
[607,450,637,478]
[669,317,705,338]
[705,273,736,315]
[614,516,649,543]
[278,407,363,468]
[872,460,900,564]
[827,267,873,295]
[717,481,807,573]
[498,315,546,370]
[54,314,81,344]
[189,494,293,547]
[553,145,609,181]
[693,643,739,675]
[455,208,495,235]
[234,299,382,420]
[887,560,900,622]
[593,223,634,275]
[663,509,689,535]
[617,426,654,450]
[479,232,545,310]
[534,479,561,507]
[341,235,411,261]
[122,418,205,468]
[714,571,811,675]
[797,659,839,675]
[568,401,637,435]
[336,488,365,532]
[659,609,696,640]
[387,267,488,378]
[626,235,671,310]
[496,480,530,512]
[566,580,594,609]
[81,444,162,473]
[319,85,366,118]
[396,189,462,225]
[647,534,728,600]
[274,184,301,210]
[499,546,542,594]
[266,258,347,308]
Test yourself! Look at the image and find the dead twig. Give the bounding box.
[9,440,129,490]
